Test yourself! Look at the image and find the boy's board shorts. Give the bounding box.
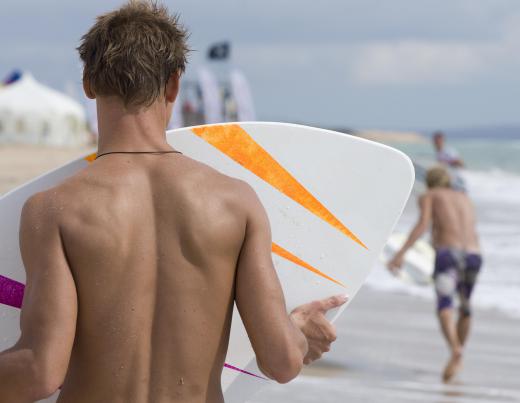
[433,248,482,316]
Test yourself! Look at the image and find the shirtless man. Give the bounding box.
[388,166,482,382]
[0,2,345,402]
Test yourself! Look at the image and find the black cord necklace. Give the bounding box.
[95,150,182,160]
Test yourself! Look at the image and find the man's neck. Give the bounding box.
[96,96,173,154]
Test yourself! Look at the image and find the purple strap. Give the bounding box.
[0,275,24,309]
[224,363,267,380]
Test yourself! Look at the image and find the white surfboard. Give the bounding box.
[382,232,435,286]
[0,122,414,402]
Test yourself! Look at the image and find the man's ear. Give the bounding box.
[165,72,180,103]
[83,78,95,99]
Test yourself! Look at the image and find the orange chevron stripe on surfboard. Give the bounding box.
[272,243,345,287]
[192,124,367,249]
[85,153,97,163]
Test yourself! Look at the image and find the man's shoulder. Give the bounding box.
[22,169,95,221]
[427,187,464,203]
[180,155,256,196]
[21,186,67,229]
[419,190,434,201]
[207,172,258,209]
[424,187,445,197]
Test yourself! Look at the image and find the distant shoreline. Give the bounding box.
[355,129,427,144]
[331,125,520,141]
[331,127,427,144]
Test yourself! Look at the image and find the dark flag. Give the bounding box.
[207,42,230,60]
[3,70,23,85]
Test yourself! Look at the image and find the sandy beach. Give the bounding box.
[251,287,520,403]
[0,144,92,196]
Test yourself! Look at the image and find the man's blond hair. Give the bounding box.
[78,0,189,108]
[426,166,451,189]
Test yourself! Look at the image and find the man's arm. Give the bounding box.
[450,158,464,168]
[437,147,464,168]
[234,183,344,383]
[449,148,465,168]
[0,192,77,402]
[388,193,432,272]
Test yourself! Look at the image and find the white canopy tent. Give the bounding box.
[0,73,88,146]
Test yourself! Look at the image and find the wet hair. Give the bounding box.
[78,0,189,108]
[426,166,451,189]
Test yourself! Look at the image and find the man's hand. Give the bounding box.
[289,295,347,365]
[387,254,404,275]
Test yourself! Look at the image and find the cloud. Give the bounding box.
[350,9,520,86]
[233,39,499,88]
[349,40,488,85]
[227,4,520,89]
[2,0,520,128]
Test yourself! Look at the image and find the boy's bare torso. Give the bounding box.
[428,188,479,252]
[56,153,246,403]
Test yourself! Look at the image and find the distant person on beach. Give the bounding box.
[0,2,344,402]
[387,166,482,383]
[433,131,467,191]
[433,131,464,168]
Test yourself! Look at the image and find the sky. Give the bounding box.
[1,0,520,131]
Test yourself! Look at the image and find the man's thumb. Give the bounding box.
[320,294,348,312]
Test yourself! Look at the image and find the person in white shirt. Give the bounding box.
[433,131,466,191]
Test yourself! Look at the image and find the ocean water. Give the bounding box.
[367,138,520,318]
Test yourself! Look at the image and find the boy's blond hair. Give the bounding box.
[426,166,452,189]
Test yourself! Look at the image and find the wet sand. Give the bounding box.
[251,287,520,403]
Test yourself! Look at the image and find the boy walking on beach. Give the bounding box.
[388,166,482,382]
[0,2,345,402]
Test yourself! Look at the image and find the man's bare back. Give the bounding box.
[387,185,480,266]
[426,187,479,252]
[53,153,246,402]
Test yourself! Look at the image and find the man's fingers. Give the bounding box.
[325,325,337,342]
[304,341,332,365]
[318,294,348,313]
[389,264,401,276]
[304,349,323,364]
